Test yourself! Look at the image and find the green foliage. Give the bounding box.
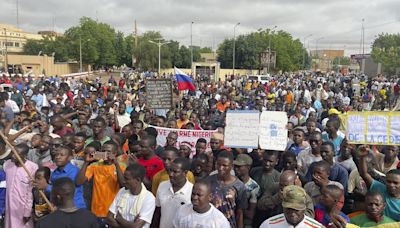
[371,33,400,75]
[23,17,309,72]
[217,29,307,72]
[332,56,350,66]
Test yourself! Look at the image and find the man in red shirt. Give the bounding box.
[137,135,164,184]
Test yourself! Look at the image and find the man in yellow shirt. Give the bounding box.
[152,146,195,195]
[177,110,189,129]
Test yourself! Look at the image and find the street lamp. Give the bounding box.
[302,34,312,69]
[190,22,194,74]
[149,39,170,75]
[267,25,277,74]
[232,22,240,76]
[315,37,324,69]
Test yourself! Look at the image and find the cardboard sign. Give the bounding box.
[224,110,260,149]
[259,111,288,151]
[346,111,400,145]
[146,79,173,109]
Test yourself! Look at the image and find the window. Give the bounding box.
[15,42,20,47]
[5,42,14,47]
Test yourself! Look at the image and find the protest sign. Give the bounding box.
[224,110,260,149]
[346,111,400,145]
[151,126,217,157]
[146,79,173,109]
[259,111,288,151]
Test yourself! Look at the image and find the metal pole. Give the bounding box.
[267,26,277,74]
[4,28,8,71]
[158,41,161,75]
[190,22,193,74]
[233,22,240,76]
[315,37,324,70]
[79,35,82,73]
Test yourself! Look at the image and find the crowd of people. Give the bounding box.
[0,71,399,228]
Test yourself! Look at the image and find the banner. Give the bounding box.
[152,125,217,155]
[224,110,260,149]
[146,79,173,109]
[346,111,400,145]
[259,111,288,151]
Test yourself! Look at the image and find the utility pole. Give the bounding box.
[132,20,137,68]
[233,22,240,76]
[267,26,277,74]
[16,0,19,28]
[4,28,8,72]
[190,22,194,74]
[79,35,82,73]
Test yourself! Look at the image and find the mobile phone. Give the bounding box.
[92,152,108,161]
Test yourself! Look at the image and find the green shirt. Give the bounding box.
[350,213,396,227]
[85,136,111,147]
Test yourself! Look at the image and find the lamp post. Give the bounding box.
[267,25,277,74]
[190,22,194,74]
[149,39,170,75]
[315,37,324,69]
[232,22,240,76]
[302,34,312,70]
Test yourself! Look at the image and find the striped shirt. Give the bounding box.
[260,214,324,228]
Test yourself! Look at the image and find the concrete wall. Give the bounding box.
[7,54,89,76]
[160,68,259,81]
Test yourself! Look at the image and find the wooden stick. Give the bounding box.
[0,131,55,211]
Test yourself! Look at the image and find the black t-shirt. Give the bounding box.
[35,209,99,228]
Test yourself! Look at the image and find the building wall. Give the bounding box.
[6,54,87,76]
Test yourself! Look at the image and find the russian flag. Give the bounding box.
[174,67,196,91]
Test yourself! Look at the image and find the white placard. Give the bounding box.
[259,111,288,151]
[224,110,260,148]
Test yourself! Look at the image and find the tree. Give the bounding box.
[371,33,400,75]
[217,29,307,72]
[332,56,350,66]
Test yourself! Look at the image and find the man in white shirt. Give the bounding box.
[260,185,323,228]
[115,103,131,130]
[107,163,155,228]
[152,158,193,228]
[172,180,230,228]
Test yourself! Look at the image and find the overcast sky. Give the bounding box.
[1,0,399,55]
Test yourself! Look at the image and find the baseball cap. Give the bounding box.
[328,108,340,115]
[282,185,307,211]
[233,154,253,166]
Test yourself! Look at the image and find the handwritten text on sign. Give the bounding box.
[346,112,400,145]
[224,110,260,149]
[259,111,288,151]
[146,79,173,109]
[151,125,217,157]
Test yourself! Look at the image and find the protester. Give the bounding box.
[4,143,38,228]
[172,180,231,227]
[35,177,98,228]
[259,185,323,228]
[106,163,155,228]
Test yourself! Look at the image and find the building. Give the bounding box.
[0,23,43,54]
[310,49,344,72]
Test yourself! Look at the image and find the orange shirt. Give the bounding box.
[85,163,126,217]
[177,119,189,129]
[286,92,293,104]
[216,102,230,112]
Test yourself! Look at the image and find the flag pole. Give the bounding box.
[0,131,55,211]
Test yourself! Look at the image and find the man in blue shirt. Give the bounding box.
[34,146,86,209]
[359,146,400,221]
